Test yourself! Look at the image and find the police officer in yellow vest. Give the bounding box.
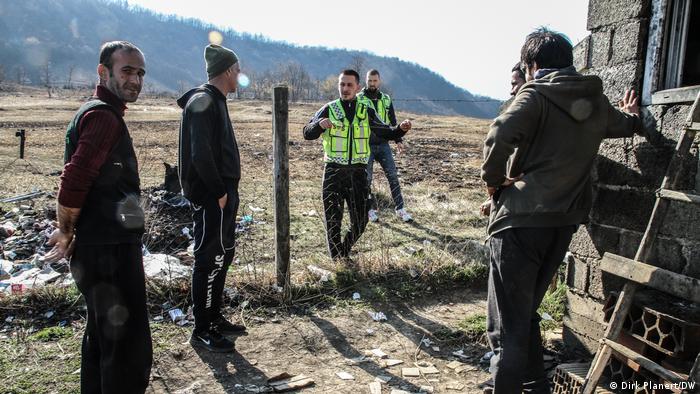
[357,69,412,223]
[304,69,412,259]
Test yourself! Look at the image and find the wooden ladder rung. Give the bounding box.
[602,339,686,384]
[658,189,700,204]
[600,253,700,304]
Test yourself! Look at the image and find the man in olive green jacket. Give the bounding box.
[480,28,647,394]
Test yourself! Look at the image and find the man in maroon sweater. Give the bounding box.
[45,41,152,393]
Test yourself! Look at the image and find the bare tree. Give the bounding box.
[276,62,312,102]
[177,80,188,96]
[320,75,338,101]
[41,61,53,97]
[349,55,366,80]
[15,65,27,85]
[66,64,76,89]
[0,64,5,85]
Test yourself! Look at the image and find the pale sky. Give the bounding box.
[127,0,591,100]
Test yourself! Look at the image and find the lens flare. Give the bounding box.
[208,30,223,45]
[237,73,250,88]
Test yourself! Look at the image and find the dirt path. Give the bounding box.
[148,288,490,394]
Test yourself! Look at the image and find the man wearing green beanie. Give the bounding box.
[177,43,245,353]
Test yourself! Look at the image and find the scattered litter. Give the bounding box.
[143,254,190,280]
[479,350,494,364]
[371,348,388,359]
[390,390,413,394]
[420,386,434,393]
[153,316,164,322]
[368,311,387,321]
[409,268,419,278]
[431,346,440,352]
[450,153,460,158]
[416,361,440,375]
[446,382,465,391]
[421,338,434,347]
[5,316,13,323]
[249,205,265,213]
[422,239,432,246]
[345,356,368,365]
[303,210,318,217]
[168,308,186,323]
[369,382,382,394]
[44,311,54,319]
[452,349,470,360]
[375,375,392,384]
[365,328,375,336]
[335,371,354,380]
[306,264,333,282]
[401,367,420,377]
[381,359,404,368]
[267,372,314,392]
[352,292,361,300]
[541,312,553,321]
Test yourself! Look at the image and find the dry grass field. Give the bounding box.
[0,87,566,393]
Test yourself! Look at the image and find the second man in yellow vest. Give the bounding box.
[303,69,412,260]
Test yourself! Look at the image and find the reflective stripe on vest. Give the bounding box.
[358,92,391,124]
[323,99,371,165]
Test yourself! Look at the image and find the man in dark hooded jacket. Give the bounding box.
[177,44,245,353]
[480,28,645,393]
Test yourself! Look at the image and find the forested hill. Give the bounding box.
[0,0,500,117]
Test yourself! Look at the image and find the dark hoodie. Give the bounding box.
[177,84,240,205]
[481,66,642,235]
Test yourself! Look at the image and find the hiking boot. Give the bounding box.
[213,315,247,335]
[395,208,413,222]
[368,209,379,222]
[190,328,235,353]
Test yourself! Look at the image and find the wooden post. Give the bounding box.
[273,86,290,289]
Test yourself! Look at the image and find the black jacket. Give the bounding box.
[177,84,240,204]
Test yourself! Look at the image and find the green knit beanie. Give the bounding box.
[204,44,239,79]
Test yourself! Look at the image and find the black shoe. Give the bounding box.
[190,329,235,353]
[212,315,247,335]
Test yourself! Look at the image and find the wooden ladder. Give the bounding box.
[581,91,700,394]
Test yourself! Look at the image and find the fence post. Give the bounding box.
[273,86,290,289]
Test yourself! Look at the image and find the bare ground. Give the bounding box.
[0,88,565,394]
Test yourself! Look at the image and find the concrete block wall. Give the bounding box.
[564,0,700,356]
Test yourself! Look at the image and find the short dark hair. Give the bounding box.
[340,69,360,84]
[367,69,380,78]
[520,28,573,70]
[512,62,525,80]
[99,41,142,69]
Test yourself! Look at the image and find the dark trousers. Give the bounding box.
[322,165,369,258]
[487,226,576,394]
[70,242,152,394]
[367,142,404,210]
[191,182,239,333]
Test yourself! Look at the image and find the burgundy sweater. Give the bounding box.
[58,86,128,208]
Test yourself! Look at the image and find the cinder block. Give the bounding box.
[590,29,612,68]
[567,256,590,292]
[646,237,687,272]
[590,186,655,232]
[574,35,591,71]
[682,246,700,279]
[570,224,605,259]
[661,104,694,140]
[611,20,648,64]
[566,289,605,322]
[588,258,627,300]
[563,317,604,356]
[661,203,700,241]
[592,61,644,101]
[587,0,651,30]
[618,228,642,258]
